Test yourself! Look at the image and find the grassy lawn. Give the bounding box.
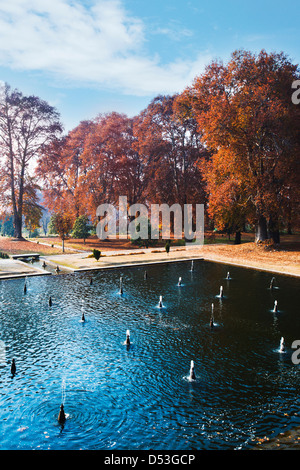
[0,232,299,257]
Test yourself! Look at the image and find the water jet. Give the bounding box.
[189,360,196,381]
[125,329,130,346]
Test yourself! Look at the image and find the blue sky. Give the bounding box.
[0,0,299,132]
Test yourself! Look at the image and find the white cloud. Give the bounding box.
[0,0,210,95]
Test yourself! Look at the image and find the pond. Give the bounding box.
[0,260,299,450]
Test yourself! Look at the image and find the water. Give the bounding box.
[0,260,299,450]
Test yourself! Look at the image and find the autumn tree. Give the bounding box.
[23,183,43,237]
[80,112,144,220]
[0,83,62,238]
[180,50,300,243]
[200,148,252,243]
[49,212,73,252]
[39,113,143,234]
[133,95,208,208]
[37,120,93,219]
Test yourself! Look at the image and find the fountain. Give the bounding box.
[81,312,85,322]
[58,404,66,424]
[125,330,130,346]
[226,272,230,280]
[119,276,123,295]
[58,379,67,424]
[49,296,52,307]
[210,303,216,328]
[270,277,276,289]
[178,277,182,286]
[273,300,278,313]
[24,281,27,294]
[144,271,147,280]
[158,296,163,308]
[190,261,194,272]
[218,286,224,298]
[279,337,285,353]
[11,358,16,375]
[189,360,196,381]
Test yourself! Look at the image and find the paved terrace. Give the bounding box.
[0,243,299,279]
[0,258,51,279]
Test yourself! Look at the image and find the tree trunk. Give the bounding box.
[270,229,280,244]
[255,215,268,243]
[234,230,241,244]
[269,216,280,244]
[13,213,23,239]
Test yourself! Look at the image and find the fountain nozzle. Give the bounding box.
[58,404,66,424]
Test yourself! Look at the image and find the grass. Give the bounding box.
[1,232,299,257]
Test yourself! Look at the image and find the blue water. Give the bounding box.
[0,260,299,450]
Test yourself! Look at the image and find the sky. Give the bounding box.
[0,0,299,132]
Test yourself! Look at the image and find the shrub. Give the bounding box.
[93,249,101,261]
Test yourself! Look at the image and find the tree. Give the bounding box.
[49,212,73,252]
[72,215,91,244]
[0,214,14,236]
[180,50,300,243]
[93,249,101,261]
[81,112,144,215]
[24,204,43,237]
[23,181,43,237]
[133,95,208,208]
[37,120,92,219]
[200,148,251,244]
[38,113,143,231]
[0,83,62,239]
[41,211,51,236]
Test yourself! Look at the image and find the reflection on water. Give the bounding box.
[0,261,299,450]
